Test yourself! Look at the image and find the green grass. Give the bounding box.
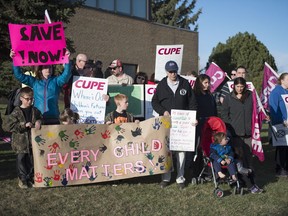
[1,103,288,215]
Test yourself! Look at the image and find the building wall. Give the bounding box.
[65,7,198,78]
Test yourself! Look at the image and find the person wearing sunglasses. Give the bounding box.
[134,72,148,84]
[107,59,133,85]
[152,60,198,190]
[6,87,42,189]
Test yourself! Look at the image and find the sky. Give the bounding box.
[194,0,288,72]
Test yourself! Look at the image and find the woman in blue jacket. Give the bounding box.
[269,72,288,177]
[10,50,71,124]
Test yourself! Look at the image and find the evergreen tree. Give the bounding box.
[151,0,202,31]
[0,0,83,97]
[208,32,277,92]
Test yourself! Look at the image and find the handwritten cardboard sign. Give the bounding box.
[70,76,108,124]
[170,109,196,151]
[8,22,68,66]
[31,117,172,187]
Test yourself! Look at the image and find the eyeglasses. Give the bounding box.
[137,76,145,81]
[231,73,236,76]
[21,97,33,101]
[111,67,118,70]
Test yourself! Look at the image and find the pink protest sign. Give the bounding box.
[205,62,225,92]
[8,22,68,66]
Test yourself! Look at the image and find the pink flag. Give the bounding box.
[251,89,265,162]
[205,62,226,92]
[260,62,279,110]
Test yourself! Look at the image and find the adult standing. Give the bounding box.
[107,59,133,85]
[10,49,71,125]
[269,73,288,177]
[219,66,247,104]
[221,77,263,193]
[152,60,197,189]
[63,53,88,108]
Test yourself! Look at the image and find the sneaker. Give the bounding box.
[276,169,288,177]
[159,181,169,189]
[178,183,185,190]
[18,179,28,189]
[249,185,263,194]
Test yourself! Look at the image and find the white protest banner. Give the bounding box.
[154,45,184,81]
[70,76,108,124]
[145,84,157,119]
[169,109,196,151]
[227,81,255,92]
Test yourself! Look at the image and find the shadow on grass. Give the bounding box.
[0,141,17,181]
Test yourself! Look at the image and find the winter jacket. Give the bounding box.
[152,76,197,115]
[13,63,71,120]
[210,143,234,163]
[269,85,288,125]
[221,90,252,137]
[6,106,42,154]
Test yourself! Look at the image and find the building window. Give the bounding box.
[83,0,149,20]
[132,0,147,19]
[98,0,114,11]
[116,0,130,15]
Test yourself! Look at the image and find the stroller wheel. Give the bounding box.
[191,178,197,185]
[214,188,224,198]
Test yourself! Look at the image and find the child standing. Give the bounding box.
[210,132,237,181]
[6,87,42,188]
[59,108,80,125]
[105,94,139,124]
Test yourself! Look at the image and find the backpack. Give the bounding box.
[5,88,22,115]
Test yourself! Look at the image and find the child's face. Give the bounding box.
[20,93,33,108]
[62,119,73,125]
[220,137,229,146]
[118,99,129,111]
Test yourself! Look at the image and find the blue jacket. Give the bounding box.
[210,143,234,163]
[13,63,71,119]
[269,85,288,125]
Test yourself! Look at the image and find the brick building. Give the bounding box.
[65,2,198,79]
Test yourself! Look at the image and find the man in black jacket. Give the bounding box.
[152,60,197,189]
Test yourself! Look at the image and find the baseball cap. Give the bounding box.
[165,60,178,72]
[109,59,122,68]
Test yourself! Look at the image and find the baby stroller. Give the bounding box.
[192,116,243,197]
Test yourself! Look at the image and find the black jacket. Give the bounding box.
[152,76,197,115]
[221,90,252,137]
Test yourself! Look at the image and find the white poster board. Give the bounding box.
[181,76,196,88]
[169,109,196,151]
[271,124,288,147]
[154,44,184,81]
[70,76,108,124]
[145,84,157,119]
[227,81,255,92]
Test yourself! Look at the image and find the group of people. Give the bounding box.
[3,50,288,193]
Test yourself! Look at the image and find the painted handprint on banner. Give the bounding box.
[115,125,125,134]
[99,144,107,153]
[74,129,84,139]
[158,155,165,163]
[85,125,96,135]
[61,174,68,186]
[149,168,154,175]
[34,172,43,183]
[115,135,125,143]
[152,118,162,130]
[89,173,97,181]
[145,152,154,161]
[59,130,69,141]
[48,142,60,153]
[44,160,53,170]
[35,135,46,146]
[101,130,110,139]
[69,139,80,149]
[161,117,171,128]
[57,160,64,168]
[44,177,53,187]
[131,127,142,137]
[85,161,91,172]
[52,170,61,181]
[39,149,45,156]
